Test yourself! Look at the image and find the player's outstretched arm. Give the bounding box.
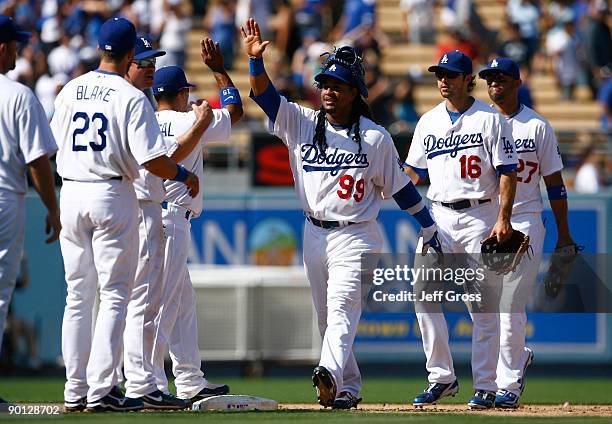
[241,18,271,96]
[543,171,575,248]
[489,171,517,243]
[143,156,199,197]
[170,99,213,163]
[201,37,244,125]
[27,155,61,243]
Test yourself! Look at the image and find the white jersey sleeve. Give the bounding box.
[0,75,56,194]
[267,95,317,148]
[405,121,427,169]
[374,131,412,198]
[127,95,167,165]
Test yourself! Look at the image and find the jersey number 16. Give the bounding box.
[459,155,482,178]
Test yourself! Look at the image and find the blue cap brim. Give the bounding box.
[16,31,31,42]
[478,68,518,79]
[134,49,166,60]
[428,64,465,74]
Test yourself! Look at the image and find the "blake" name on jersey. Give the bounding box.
[424,131,484,159]
[301,143,369,176]
[76,85,116,103]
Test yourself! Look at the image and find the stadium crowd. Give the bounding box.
[0,0,610,188]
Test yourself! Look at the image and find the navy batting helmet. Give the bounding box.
[314,46,368,98]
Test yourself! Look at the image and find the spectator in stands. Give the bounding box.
[364,63,394,127]
[236,0,273,39]
[203,0,237,70]
[574,144,602,193]
[546,18,581,100]
[291,31,329,103]
[436,28,479,61]
[331,0,376,40]
[400,0,436,45]
[390,74,420,133]
[154,0,191,68]
[598,70,612,131]
[583,0,611,97]
[496,22,530,69]
[47,32,79,77]
[518,64,535,109]
[440,0,493,55]
[507,0,541,64]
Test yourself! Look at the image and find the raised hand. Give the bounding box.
[200,37,225,72]
[240,18,270,58]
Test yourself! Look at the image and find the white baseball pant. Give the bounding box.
[303,219,383,397]
[415,200,503,392]
[496,212,544,395]
[152,203,207,399]
[123,200,166,397]
[0,190,25,354]
[60,179,139,403]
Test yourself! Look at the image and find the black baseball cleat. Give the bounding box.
[139,390,187,410]
[190,382,230,403]
[0,397,10,413]
[109,385,125,398]
[332,391,362,409]
[64,397,87,413]
[86,392,144,412]
[312,366,337,407]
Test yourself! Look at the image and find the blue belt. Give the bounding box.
[161,201,192,220]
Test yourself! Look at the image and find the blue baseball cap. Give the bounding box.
[478,57,520,80]
[0,15,31,43]
[428,50,473,74]
[153,66,195,94]
[134,35,165,60]
[98,17,136,53]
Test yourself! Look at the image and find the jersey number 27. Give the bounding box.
[72,112,108,152]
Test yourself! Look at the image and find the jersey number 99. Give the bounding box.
[72,112,108,152]
[337,175,365,202]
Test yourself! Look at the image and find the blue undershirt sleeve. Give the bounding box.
[249,82,281,123]
[393,182,435,228]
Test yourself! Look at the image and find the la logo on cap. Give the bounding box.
[491,59,499,67]
[329,64,336,72]
[441,54,448,64]
[141,37,151,48]
[105,44,112,50]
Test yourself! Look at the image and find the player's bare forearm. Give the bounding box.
[241,18,272,96]
[498,171,517,223]
[543,171,574,246]
[404,166,420,185]
[144,155,199,197]
[490,171,516,242]
[27,155,61,243]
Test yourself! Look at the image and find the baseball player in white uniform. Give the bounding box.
[479,57,576,408]
[242,18,442,409]
[150,38,242,403]
[0,16,61,405]
[51,17,199,413]
[405,51,518,409]
[112,34,190,410]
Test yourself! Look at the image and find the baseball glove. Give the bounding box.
[480,230,531,275]
[544,243,584,298]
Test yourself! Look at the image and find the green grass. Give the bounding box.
[1,377,610,423]
[1,412,611,424]
[2,377,610,405]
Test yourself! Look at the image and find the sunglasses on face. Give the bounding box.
[133,58,156,68]
[435,70,462,80]
[484,73,512,84]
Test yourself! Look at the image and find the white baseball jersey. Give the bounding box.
[269,96,409,222]
[504,104,563,215]
[157,108,232,216]
[406,99,518,202]
[0,74,57,193]
[51,70,167,180]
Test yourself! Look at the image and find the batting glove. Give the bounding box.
[421,224,444,264]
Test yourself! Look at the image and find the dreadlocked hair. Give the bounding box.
[312,96,375,157]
